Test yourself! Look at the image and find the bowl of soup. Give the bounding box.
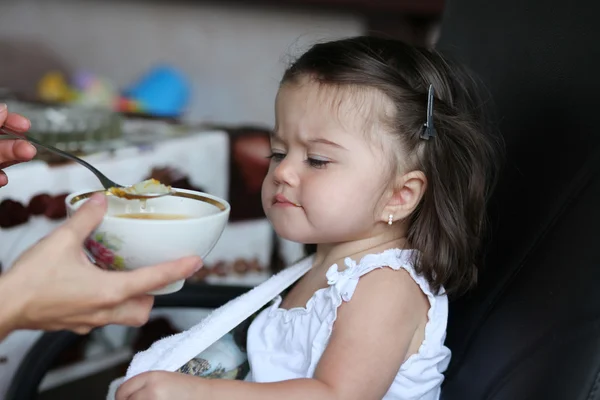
[65,189,230,294]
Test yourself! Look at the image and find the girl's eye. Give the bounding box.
[267,152,286,162]
[267,152,330,169]
[306,158,330,169]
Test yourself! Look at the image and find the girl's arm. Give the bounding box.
[117,267,427,400]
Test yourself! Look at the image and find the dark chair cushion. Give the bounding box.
[437,0,600,398]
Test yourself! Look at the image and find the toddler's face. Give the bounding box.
[262,80,395,244]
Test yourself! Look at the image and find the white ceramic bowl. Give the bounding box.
[65,189,230,294]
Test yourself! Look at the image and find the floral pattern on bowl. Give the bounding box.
[85,232,127,270]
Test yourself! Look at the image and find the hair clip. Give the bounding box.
[420,84,437,140]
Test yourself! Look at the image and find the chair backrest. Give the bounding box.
[437,1,600,399]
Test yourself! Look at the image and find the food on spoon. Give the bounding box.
[108,179,171,199]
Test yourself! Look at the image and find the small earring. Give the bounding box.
[388,214,393,225]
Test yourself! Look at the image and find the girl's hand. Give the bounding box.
[116,371,211,400]
[0,104,36,186]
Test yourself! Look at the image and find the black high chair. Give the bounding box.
[437,0,600,398]
[7,0,600,398]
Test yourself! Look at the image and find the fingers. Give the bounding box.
[116,374,150,400]
[108,295,154,326]
[0,104,31,131]
[95,295,154,327]
[61,295,154,328]
[0,139,36,165]
[0,161,20,169]
[0,170,6,187]
[12,139,36,160]
[116,256,202,296]
[72,326,94,335]
[0,104,36,166]
[4,113,31,131]
[61,193,107,242]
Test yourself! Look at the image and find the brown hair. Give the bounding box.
[285,36,501,296]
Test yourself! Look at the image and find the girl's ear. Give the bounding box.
[381,170,427,224]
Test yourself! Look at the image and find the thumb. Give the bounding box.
[116,256,202,296]
[0,103,7,125]
[64,193,107,242]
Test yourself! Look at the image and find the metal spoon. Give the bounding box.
[0,126,174,199]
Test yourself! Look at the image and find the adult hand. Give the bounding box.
[0,103,36,187]
[0,193,202,339]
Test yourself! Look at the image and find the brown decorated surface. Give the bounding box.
[187,257,265,282]
[0,193,69,228]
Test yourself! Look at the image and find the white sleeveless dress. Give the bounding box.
[245,248,451,399]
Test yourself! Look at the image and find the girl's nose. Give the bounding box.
[273,157,300,187]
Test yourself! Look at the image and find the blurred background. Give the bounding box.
[0,0,442,398]
[0,0,441,125]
